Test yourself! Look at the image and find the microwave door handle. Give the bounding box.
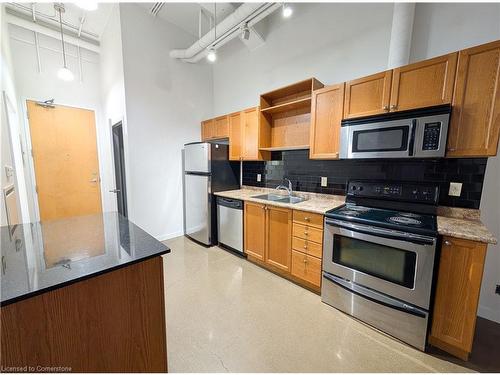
[408,119,417,156]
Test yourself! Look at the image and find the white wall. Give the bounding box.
[100,4,128,212]
[0,6,30,225]
[8,23,115,218]
[410,2,500,324]
[119,4,212,240]
[212,3,394,116]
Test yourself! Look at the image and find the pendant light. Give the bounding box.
[282,3,293,18]
[55,3,74,82]
[206,2,217,63]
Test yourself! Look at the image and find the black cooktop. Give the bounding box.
[326,203,438,237]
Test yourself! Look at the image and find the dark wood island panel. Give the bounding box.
[1,256,167,372]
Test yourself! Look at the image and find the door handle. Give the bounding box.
[109,189,121,193]
[90,178,98,183]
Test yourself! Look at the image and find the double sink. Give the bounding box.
[252,193,307,204]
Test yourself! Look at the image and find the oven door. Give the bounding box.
[340,118,416,159]
[323,219,436,309]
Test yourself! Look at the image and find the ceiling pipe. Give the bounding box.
[170,3,280,63]
[6,13,100,53]
[387,3,416,69]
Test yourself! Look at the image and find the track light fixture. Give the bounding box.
[282,3,293,18]
[240,23,250,40]
[207,2,218,63]
[207,47,217,62]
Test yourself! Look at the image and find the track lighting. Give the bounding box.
[207,47,217,63]
[240,23,250,40]
[75,1,98,11]
[282,3,293,18]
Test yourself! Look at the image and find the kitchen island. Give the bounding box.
[0,212,170,372]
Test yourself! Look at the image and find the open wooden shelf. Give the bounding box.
[259,145,310,151]
[260,97,312,115]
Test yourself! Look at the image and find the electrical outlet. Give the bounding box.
[448,182,463,197]
[321,177,328,187]
[257,174,261,182]
[496,284,500,295]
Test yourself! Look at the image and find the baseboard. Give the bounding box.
[156,230,184,242]
[478,305,500,324]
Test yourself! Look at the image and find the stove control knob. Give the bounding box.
[359,186,364,191]
[352,186,357,191]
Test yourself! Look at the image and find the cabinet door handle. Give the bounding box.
[303,258,307,264]
[390,104,397,111]
[304,232,309,236]
[383,105,389,111]
[303,245,308,250]
[444,240,452,246]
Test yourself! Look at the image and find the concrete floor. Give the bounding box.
[163,236,470,373]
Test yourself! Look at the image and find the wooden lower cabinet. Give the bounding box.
[266,206,292,272]
[429,236,488,361]
[291,250,322,287]
[243,204,323,291]
[244,202,266,260]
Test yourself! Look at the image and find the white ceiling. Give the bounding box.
[139,2,239,38]
[7,2,114,41]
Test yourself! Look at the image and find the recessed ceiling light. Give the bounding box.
[207,47,217,63]
[75,1,98,11]
[282,3,293,18]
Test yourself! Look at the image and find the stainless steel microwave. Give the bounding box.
[340,105,451,159]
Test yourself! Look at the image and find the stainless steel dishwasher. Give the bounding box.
[217,197,243,255]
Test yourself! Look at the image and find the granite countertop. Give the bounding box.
[0,212,170,306]
[436,207,497,244]
[215,187,497,244]
[214,186,345,214]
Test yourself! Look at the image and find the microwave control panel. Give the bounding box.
[422,122,441,151]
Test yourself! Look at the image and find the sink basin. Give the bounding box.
[252,194,306,204]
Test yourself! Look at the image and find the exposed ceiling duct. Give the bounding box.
[387,3,416,69]
[169,3,281,63]
[150,3,165,17]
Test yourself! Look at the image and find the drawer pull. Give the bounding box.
[305,217,311,222]
[304,232,309,236]
[303,245,307,249]
[444,240,452,246]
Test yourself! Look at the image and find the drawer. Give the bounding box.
[291,250,322,287]
[293,210,323,229]
[292,236,322,258]
[292,223,323,244]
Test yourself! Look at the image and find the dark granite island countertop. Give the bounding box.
[1,212,170,372]
[1,212,170,306]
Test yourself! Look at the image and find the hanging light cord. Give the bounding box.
[58,6,68,69]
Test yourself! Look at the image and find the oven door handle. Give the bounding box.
[322,272,428,318]
[325,218,436,245]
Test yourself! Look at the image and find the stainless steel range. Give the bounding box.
[321,180,440,351]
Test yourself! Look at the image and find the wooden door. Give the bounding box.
[244,201,266,260]
[228,112,242,160]
[310,83,345,159]
[215,115,229,139]
[201,119,215,140]
[242,107,259,160]
[26,101,102,221]
[265,205,292,272]
[343,71,392,119]
[390,53,457,112]
[429,236,487,361]
[447,40,500,157]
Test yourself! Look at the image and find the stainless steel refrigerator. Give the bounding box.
[183,142,240,246]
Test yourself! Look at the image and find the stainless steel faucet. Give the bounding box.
[276,178,293,196]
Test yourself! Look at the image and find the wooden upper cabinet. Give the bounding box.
[265,206,292,272]
[447,40,500,157]
[215,115,229,138]
[429,236,488,361]
[390,53,457,112]
[241,107,269,161]
[344,71,392,119]
[228,112,242,160]
[310,83,345,159]
[201,119,215,141]
[244,201,266,260]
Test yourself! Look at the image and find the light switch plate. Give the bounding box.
[448,182,463,197]
[321,177,328,187]
[257,174,261,182]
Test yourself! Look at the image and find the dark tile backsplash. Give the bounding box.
[243,150,488,209]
